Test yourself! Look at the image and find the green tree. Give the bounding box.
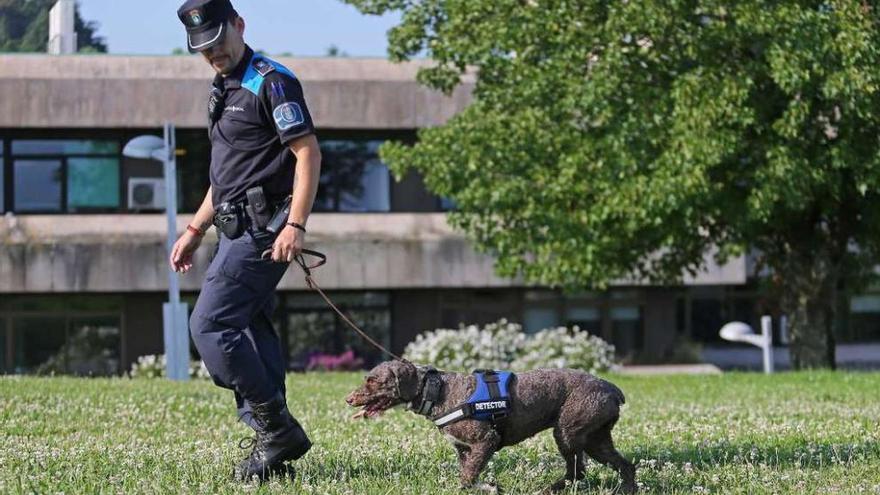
[0,0,106,53]
[325,44,348,57]
[343,0,880,369]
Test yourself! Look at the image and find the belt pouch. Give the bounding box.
[245,186,271,230]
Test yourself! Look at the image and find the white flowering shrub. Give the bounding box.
[404,319,527,371]
[511,326,615,374]
[404,319,615,373]
[191,359,211,380]
[128,354,211,380]
[129,354,165,379]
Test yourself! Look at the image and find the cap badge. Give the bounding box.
[188,9,203,26]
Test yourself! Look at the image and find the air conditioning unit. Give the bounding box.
[128,178,166,211]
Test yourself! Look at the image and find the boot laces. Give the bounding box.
[239,433,269,461]
[238,436,256,451]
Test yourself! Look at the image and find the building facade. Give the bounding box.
[1,54,878,375]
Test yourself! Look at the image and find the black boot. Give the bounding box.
[234,437,298,481]
[233,396,312,482]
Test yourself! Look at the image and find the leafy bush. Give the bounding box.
[129,355,211,380]
[403,319,615,373]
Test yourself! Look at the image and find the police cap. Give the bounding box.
[177,0,238,54]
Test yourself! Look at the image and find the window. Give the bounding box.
[13,317,67,374]
[610,306,642,356]
[523,290,559,333]
[3,296,124,376]
[315,140,390,212]
[11,315,121,376]
[0,142,4,213]
[523,308,559,334]
[68,158,120,209]
[66,317,121,376]
[277,291,391,370]
[566,307,601,334]
[10,139,121,213]
[523,290,607,335]
[691,298,724,343]
[439,197,457,211]
[0,324,6,372]
[176,129,212,212]
[12,140,119,155]
[847,294,880,343]
[14,160,62,212]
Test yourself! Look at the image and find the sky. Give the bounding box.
[76,0,401,57]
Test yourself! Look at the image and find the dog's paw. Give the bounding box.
[471,482,500,494]
[617,481,638,494]
[547,479,572,493]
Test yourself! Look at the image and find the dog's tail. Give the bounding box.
[604,380,626,406]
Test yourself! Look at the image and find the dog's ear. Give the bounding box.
[392,361,420,401]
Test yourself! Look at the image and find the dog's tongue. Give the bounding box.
[350,404,387,420]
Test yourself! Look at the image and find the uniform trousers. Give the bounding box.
[190,228,289,429]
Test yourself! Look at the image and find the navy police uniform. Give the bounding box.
[181,3,315,431]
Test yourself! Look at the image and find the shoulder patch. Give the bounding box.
[252,58,276,77]
[273,102,305,131]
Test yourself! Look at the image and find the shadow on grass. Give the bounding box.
[294,440,878,493]
[491,440,879,493]
[628,439,879,469]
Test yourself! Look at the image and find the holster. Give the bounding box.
[213,202,245,239]
[245,186,272,230]
[266,196,293,234]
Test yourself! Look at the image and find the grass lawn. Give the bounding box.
[1,371,878,494]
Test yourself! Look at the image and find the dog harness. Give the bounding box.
[433,370,514,427]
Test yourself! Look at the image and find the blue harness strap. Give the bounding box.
[468,370,513,420]
[433,370,514,427]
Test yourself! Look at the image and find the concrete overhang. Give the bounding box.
[0,214,746,293]
[0,54,474,129]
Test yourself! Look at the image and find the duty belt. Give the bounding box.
[213,186,288,239]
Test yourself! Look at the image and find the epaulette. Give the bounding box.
[252,58,275,77]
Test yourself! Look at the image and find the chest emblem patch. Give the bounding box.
[273,102,304,131]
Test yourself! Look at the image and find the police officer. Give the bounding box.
[170,0,321,481]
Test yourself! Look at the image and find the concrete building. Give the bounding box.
[1,53,878,375]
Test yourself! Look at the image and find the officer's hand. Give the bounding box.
[170,231,203,273]
[271,225,304,263]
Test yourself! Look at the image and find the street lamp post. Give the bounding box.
[719,317,774,374]
[123,122,190,381]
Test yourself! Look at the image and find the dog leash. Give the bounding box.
[263,247,406,362]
